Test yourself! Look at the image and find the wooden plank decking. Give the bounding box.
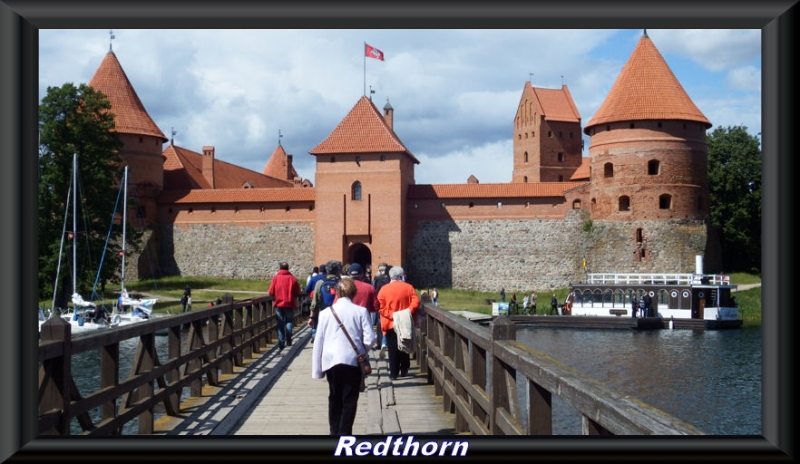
[156,324,457,436]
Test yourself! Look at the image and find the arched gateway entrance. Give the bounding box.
[348,243,372,277]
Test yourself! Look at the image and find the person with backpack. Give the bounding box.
[309,260,342,343]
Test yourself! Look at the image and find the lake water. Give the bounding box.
[68,326,761,436]
[514,326,762,435]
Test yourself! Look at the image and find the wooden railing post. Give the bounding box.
[99,340,120,432]
[490,316,516,434]
[38,316,72,435]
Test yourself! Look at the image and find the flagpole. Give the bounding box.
[363,42,367,96]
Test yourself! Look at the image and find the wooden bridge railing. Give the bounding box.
[37,293,306,436]
[414,303,704,435]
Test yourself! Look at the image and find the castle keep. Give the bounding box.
[85,31,718,292]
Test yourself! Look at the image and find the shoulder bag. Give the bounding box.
[328,306,372,391]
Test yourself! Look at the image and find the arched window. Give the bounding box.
[659,193,672,210]
[523,176,528,183]
[619,196,631,211]
[352,181,362,201]
[604,162,613,178]
[648,160,660,175]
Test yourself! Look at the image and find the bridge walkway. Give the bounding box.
[155,323,458,436]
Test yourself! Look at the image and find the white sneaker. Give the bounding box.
[379,344,387,358]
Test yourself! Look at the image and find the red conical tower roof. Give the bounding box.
[584,34,711,134]
[89,51,167,141]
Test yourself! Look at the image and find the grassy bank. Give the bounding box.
[46,273,761,326]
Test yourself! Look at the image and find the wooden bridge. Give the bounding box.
[24,294,732,459]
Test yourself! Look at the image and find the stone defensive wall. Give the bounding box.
[125,211,708,293]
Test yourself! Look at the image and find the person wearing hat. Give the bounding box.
[348,263,379,321]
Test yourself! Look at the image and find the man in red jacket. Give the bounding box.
[268,261,301,350]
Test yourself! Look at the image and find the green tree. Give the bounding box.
[38,83,128,307]
[706,125,761,274]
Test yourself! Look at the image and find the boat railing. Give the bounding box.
[585,273,732,285]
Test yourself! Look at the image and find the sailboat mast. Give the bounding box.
[121,166,128,293]
[72,153,78,297]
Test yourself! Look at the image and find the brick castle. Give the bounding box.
[83,30,719,292]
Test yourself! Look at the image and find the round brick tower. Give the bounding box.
[89,49,168,228]
[583,32,712,221]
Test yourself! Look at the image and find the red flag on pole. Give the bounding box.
[365,43,384,61]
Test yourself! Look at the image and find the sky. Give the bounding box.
[38,29,761,185]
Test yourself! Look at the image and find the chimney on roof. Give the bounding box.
[202,146,215,188]
[383,98,394,131]
[286,154,294,179]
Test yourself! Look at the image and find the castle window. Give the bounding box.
[591,198,597,210]
[558,152,563,162]
[260,206,265,213]
[525,201,530,208]
[524,152,528,163]
[604,162,613,178]
[211,207,216,214]
[635,228,644,243]
[523,176,528,183]
[619,196,631,211]
[558,175,564,181]
[532,131,535,137]
[648,160,660,175]
[330,156,336,163]
[518,134,522,140]
[572,199,581,209]
[352,181,362,201]
[548,131,552,137]
[497,202,502,208]
[188,208,193,214]
[469,202,474,208]
[659,194,672,210]
[285,206,291,212]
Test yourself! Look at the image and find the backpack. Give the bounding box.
[318,276,340,308]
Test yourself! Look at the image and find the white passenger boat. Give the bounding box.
[567,257,741,327]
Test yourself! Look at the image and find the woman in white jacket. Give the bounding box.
[311,278,376,435]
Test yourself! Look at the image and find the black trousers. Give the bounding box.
[385,329,410,378]
[325,363,362,435]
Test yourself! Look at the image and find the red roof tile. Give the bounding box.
[310,96,419,163]
[408,182,585,199]
[585,35,711,132]
[162,144,294,191]
[159,187,315,204]
[531,85,581,123]
[570,157,591,181]
[88,52,167,141]
[262,144,299,180]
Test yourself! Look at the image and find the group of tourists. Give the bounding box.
[266,259,422,435]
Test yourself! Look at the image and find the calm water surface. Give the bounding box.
[515,326,762,435]
[68,326,761,436]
